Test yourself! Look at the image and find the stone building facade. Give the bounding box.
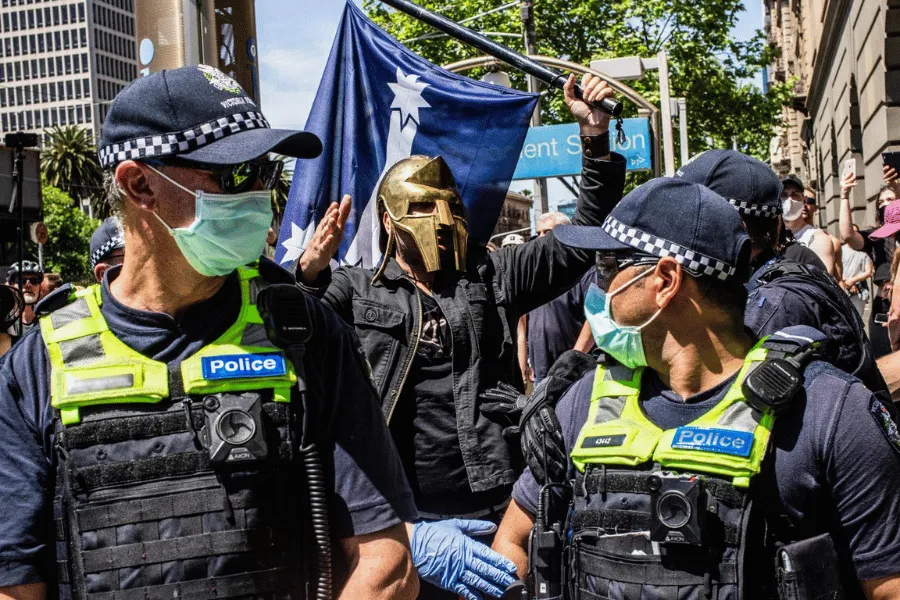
[766,0,900,230]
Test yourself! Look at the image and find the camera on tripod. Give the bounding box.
[648,472,705,545]
[4,132,39,149]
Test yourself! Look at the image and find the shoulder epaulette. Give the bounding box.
[34,283,76,317]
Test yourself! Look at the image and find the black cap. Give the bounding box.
[676,150,783,219]
[89,217,125,268]
[781,174,805,191]
[554,178,750,281]
[98,65,322,169]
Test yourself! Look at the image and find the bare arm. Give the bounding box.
[839,171,866,250]
[833,238,843,281]
[492,499,535,578]
[339,523,418,600]
[877,351,900,401]
[846,259,875,287]
[0,584,44,600]
[863,575,900,600]
[517,315,531,385]
[811,230,836,275]
[573,320,595,353]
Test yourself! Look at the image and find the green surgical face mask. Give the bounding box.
[584,267,662,369]
[149,165,273,277]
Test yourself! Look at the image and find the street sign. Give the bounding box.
[512,118,652,180]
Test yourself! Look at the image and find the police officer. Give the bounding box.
[0,65,419,600]
[296,73,625,600]
[494,178,900,599]
[88,217,125,283]
[676,150,885,393]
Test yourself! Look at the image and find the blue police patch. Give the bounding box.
[870,395,900,456]
[201,353,287,380]
[671,427,753,458]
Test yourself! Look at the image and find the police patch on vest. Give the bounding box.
[671,426,753,457]
[201,353,287,380]
[582,434,627,449]
[870,395,900,455]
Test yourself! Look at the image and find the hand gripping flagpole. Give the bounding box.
[377,0,624,118]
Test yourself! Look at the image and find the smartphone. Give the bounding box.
[842,158,855,179]
[875,313,890,324]
[883,152,900,173]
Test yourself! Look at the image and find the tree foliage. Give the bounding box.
[33,184,98,285]
[364,0,792,164]
[40,125,104,215]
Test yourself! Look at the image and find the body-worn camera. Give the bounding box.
[201,392,268,465]
[648,473,705,545]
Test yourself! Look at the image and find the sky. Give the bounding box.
[254,0,765,204]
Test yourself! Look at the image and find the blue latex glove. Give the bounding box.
[411,518,517,600]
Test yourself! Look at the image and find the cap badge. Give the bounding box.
[198,64,242,94]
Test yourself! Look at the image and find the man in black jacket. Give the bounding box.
[296,72,625,596]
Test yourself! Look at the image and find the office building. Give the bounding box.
[0,0,138,141]
[766,0,900,229]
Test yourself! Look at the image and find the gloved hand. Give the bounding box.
[411,518,517,600]
[520,350,597,485]
[480,382,527,441]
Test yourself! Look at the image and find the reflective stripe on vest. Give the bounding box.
[40,265,296,425]
[570,340,773,488]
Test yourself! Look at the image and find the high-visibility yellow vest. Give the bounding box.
[570,340,773,488]
[39,265,296,425]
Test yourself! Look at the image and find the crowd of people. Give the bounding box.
[2,63,900,600]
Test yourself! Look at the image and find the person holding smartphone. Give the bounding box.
[839,158,900,356]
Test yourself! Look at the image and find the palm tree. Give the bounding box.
[41,125,103,215]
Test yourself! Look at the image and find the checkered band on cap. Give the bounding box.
[97,111,270,168]
[90,236,124,268]
[728,198,780,218]
[602,215,737,281]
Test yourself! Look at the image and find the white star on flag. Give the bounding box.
[279,221,316,265]
[388,67,431,127]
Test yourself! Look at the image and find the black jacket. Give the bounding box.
[300,154,626,493]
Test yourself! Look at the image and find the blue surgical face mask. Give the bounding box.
[148,165,273,277]
[584,267,663,369]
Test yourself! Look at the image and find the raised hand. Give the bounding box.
[298,195,351,282]
[564,73,616,135]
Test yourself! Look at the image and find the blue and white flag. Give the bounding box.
[276,1,538,269]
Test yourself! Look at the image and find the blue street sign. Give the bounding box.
[512,118,652,180]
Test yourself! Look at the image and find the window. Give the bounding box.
[4,39,10,57]
[68,106,73,123]
[2,115,8,132]
[3,13,9,32]
[78,4,84,22]
[12,37,19,55]
[0,89,6,108]
[15,88,22,105]
[52,6,58,26]
[59,107,65,125]
[47,56,53,76]
[55,55,61,73]
[42,108,48,125]
[35,8,40,27]
[66,80,72,99]
[62,30,69,49]
[27,9,33,28]
[64,55,70,74]
[11,10,17,30]
[40,82,46,99]
[81,53,87,72]
[34,110,40,128]
[61,4,67,24]
[29,59,35,77]
[26,110,32,129]
[53,31,59,51]
[76,105,82,122]
[74,79,81,98]
[36,34,42,52]
[70,5,76,23]
[83,78,89,97]
[85,104,91,122]
[14,62,20,80]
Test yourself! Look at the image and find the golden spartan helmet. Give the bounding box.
[374,156,468,279]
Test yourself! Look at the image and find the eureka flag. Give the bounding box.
[275,1,538,269]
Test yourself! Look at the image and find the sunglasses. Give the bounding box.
[147,158,284,194]
[10,275,42,286]
[595,252,658,279]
